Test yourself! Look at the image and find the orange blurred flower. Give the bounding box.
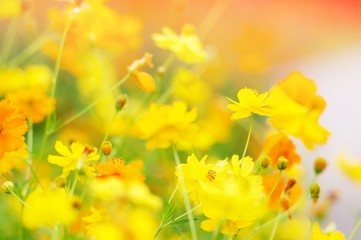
[262,132,301,168]
[6,87,56,123]
[94,158,145,182]
[263,172,302,209]
[0,99,28,159]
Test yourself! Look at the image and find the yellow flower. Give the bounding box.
[226,87,273,120]
[135,101,198,150]
[176,154,227,203]
[83,208,125,240]
[171,68,211,106]
[48,141,100,178]
[338,156,361,183]
[0,0,22,18]
[152,24,207,64]
[47,0,142,53]
[178,154,265,235]
[311,223,345,240]
[269,72,330,149]
[0,144,28,174]
[22,187,77,229]
[0,99,28,159]
[0,65,52,95]
[6,87,55,123]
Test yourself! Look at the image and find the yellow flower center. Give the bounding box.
[207,169,216,182]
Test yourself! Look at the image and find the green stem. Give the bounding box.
[50,73,131,134]
[241,116,254,160]
[40,15,73,159]
[161,203,202,229]
[243,195,307,240]
[10,192,30,208]
[349,216,361,240]
[69,174,78,197]
[51,225,63,240]
[1,19,20,63]
[7,32,52,67]
[266,170,282,200]
[269,210,281,240]
[25,119,33,180]
[172,145,198,240]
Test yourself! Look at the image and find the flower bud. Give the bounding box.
[310,182,320,204]
[55,176,66,188]
[2,181,14,194]
[314,157,327,175]
[277,156,288,171]
[260,154,271,169]
[101,141,112,156]
[115,94,127,111]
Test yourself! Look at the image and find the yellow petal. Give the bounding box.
[133,71,156,93]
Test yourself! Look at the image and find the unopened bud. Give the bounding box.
[314,157,327,175]
[277,156,288,171]
[310,182,320,204]
[2,181,14,194]
[260,154,271,169]
[115,95,127,111]
[55,176,66,188]
[101,141,112,156]
[157,66,166,76]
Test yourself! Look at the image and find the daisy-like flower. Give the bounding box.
[226,87,273,120]
[6,87,56,123]
[48,141,100,178]
[0,99,28,159]
[311,222,345,240]
[94,157,145,182]
[135,101,198,150]
[152,24,208,64]
[269,72,330,149]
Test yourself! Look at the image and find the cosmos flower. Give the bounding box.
[0,99,28,159]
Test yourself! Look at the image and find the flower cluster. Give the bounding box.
[0,1,358,240]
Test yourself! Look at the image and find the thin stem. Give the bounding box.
[269,210,281,240]
[69,175,78,197]
[25,120,33,180]
[7,32,52,67]
[51,73,131,134]
[349,216,361,240]
[241,116,254,159]
[172,145,198,240]
[50,16,73,98]
[1,19,20,63]
[168,185,179,204]
[243,195,307,240]
[199,0,231,40]
[10,192,30,208]
[266,170,282,200]
[161,203,202,229]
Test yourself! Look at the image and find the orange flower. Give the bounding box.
[262,132,301,168]
[94,158,145,182]
[6,87,55,123]
[263,173,302,209]
[0,99,28,159]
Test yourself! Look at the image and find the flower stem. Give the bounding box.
[349,216,361,240]
[51,72,131,134]
[242,116,254,159]
[266,170,282,200]
[10,192,30,208]
[172,145,198,240]
[269,210,281,240]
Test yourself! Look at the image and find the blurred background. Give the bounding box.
[2,0,361,237]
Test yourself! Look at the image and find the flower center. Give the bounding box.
[207,169,216,182]
[0,125,4,135]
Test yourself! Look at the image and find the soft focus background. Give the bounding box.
[2,0,361,238]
